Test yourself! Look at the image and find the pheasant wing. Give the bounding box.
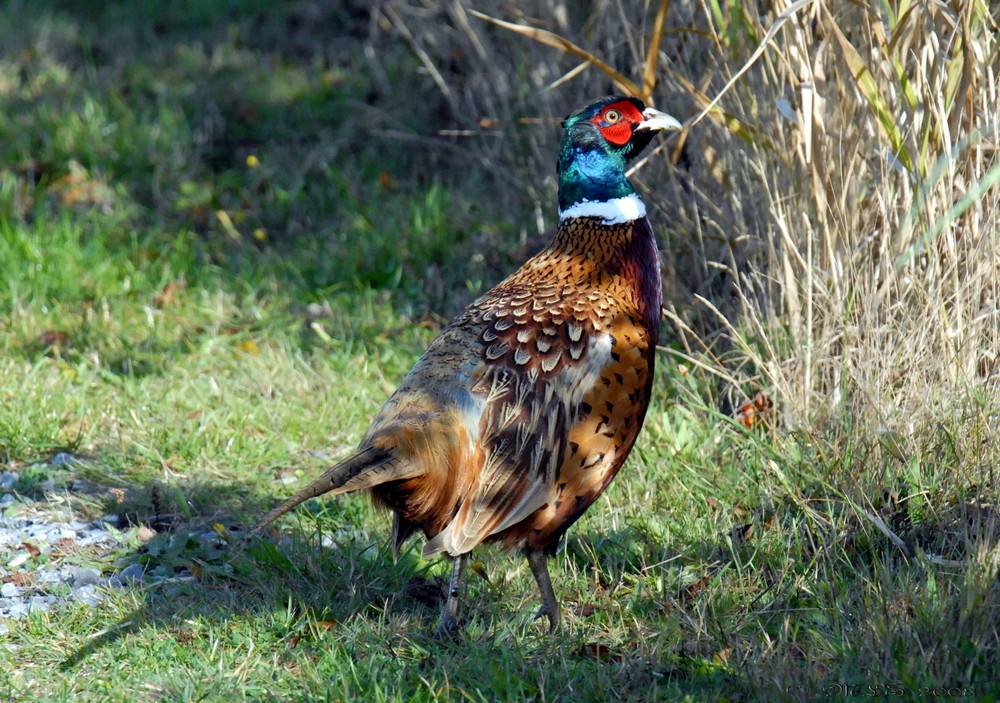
[423,284,616,556]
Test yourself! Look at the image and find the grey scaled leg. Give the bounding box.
[436,553,466,638]
[526,547,560,633]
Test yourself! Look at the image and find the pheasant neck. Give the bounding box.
[549,216,662,333]
[557,144,635,218]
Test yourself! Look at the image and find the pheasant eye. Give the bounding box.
[603,109,622,124]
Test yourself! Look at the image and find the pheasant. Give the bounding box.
[248,96,681,635]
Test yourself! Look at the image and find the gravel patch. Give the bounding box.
[0,510,129,622]
[0,464,229,632]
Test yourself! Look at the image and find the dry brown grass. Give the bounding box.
[380,0,1000,691]
[387,0,999,431]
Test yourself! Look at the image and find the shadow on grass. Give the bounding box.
[51,473,745,698]
[47,461,1000,699]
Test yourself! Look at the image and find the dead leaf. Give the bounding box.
[733,391,775,429]
[577,642,621,662]
[288,620,338,648]
[677,573,713,602]
[20,542,40,558]
[39,330,70,349]
[48,160,114,210]
[2,572,33,586]
[154,280,187,307]
[378,171,397,191]
[728,523,755,546]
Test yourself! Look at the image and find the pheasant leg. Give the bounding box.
[437,553,466,638]
[526,548,560,633]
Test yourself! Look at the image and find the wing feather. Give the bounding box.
[425,321,614,556]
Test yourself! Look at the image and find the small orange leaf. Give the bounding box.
[733,391,774,429]
[728,523,754,546]
[39,330,70,349]
[678,573,713,602]
[48,160,113,208]
[154,280,187,307]
[378,171,397,191]
[2,572,33,587]
[20,542,41,558]
[577,642,621,662]
[289,620,339,648]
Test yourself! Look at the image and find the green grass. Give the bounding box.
[1,1,998,701]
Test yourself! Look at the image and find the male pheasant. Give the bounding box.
[248,96,681,634]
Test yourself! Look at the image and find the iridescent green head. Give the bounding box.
[557,96,681,221]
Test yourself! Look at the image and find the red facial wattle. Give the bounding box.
[589,99,644,146]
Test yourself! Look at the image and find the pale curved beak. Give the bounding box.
[637,107,683,132]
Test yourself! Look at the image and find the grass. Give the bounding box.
[1,0,999,701]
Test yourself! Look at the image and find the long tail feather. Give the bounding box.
[243,446,412,542]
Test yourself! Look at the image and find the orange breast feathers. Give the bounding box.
[362,223,658,557]
[362,304,653,558]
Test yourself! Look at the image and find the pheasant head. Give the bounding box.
[558,96,681,222]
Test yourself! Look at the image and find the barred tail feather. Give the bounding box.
[243,446,416,541]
